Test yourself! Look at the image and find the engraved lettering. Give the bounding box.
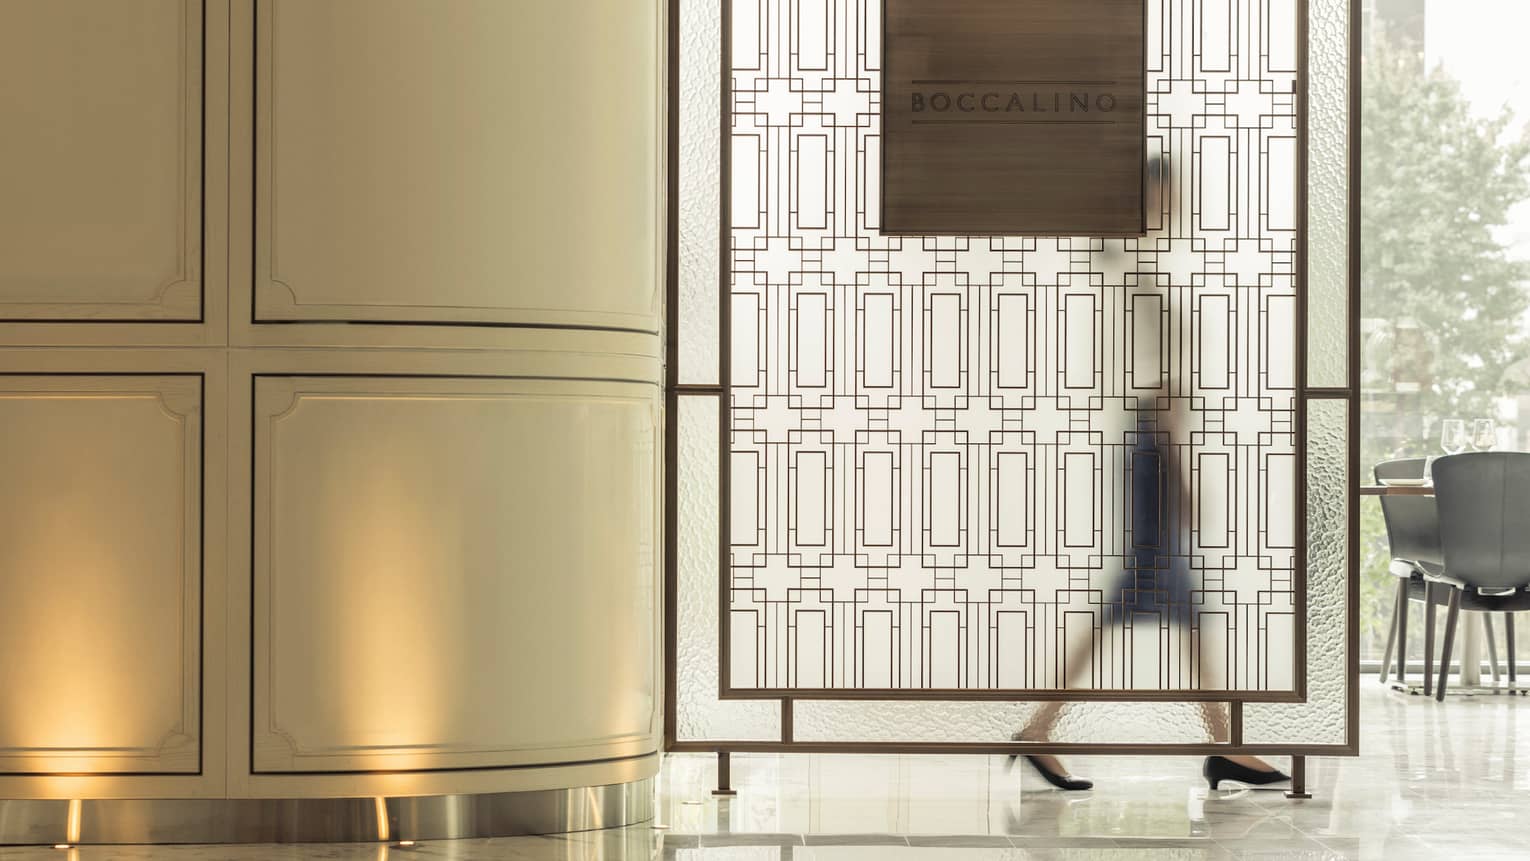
[906,86,1123,121]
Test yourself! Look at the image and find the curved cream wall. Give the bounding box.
[0,0,663,802]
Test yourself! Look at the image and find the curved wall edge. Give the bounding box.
[0,0,667,822]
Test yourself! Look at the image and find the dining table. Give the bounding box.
[1361,484,1498,690]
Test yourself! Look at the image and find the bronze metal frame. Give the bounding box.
[663,0,1361,759]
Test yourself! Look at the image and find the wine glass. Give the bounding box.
[1471,418,1498,452]
[1441,419,1469,457]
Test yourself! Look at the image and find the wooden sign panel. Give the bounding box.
[882,0,1147,236]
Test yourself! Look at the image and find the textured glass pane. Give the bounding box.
[726,0,1298,694]
[1308,0,1350,387]
[1244,399,1348,745]
[677,0,721,384]
[676,395,781,741]
[794,701,1227,745]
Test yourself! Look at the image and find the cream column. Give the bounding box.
[0,0,665,829]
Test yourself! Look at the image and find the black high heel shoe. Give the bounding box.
[1004,742,1094,791]
[1203,756,1291,790]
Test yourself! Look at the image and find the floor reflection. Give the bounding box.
[658,685,1530,859]
[6,687,1530,859]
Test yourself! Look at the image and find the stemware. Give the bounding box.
[1441,419,1469,457]
[1471,418,1498,452]
[1426,418,1469,483]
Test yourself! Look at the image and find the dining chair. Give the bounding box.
[1428,452,1530,701]
[1375,458,1450,692]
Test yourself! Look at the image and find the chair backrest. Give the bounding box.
[1375,457,1427,482]
[1433,452,1530,591]
[1375,459,1441,567]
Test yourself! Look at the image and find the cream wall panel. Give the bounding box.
[251,376,659,773]
[253,0,661,330]
[0,375,201,774]
[0,1,202,321]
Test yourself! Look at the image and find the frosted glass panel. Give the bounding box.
[676,395,782,741]
[1308,0,1350,387]
[1244,399,1349,746]
[678,0,721,384]
[726,0,1299,694]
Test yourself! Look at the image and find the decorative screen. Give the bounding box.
[724,0,1300,694]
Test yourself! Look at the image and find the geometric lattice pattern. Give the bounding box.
[727,0,1299,693]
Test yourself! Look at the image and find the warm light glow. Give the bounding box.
[65,799,82,844]
[0,395,188,759]
[397,840,416,847]
[373,796,390,842]
[52,845,70,851]
[279,439,451,753]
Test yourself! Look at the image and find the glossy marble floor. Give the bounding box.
[5,684,1529,860]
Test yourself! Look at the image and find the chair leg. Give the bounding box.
[1397,580,1411,684]
[1486,614,1501,682]
[1509,613,1518,685]
[1380,581,1403,683]
[1424,584,1438,697]
[1438,590,1464,702]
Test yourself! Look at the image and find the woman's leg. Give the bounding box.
[1013,634,1099,779]
[1193,653,1281,773]
[1196,701,1281,771]
[1166,414,1282,777]
[1017,701,1069,778]
[1221,754,1282,771]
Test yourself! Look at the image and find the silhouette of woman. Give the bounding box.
[1008,155,1291,793]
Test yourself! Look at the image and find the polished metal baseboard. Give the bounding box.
[0,778,652,845]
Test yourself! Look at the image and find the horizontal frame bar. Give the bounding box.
[667,741,1358,756]
[719,688,1304,703]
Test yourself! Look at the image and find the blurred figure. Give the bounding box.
[1007,155,1290,793]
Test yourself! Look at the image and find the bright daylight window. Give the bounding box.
[1360,0,1530,662]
